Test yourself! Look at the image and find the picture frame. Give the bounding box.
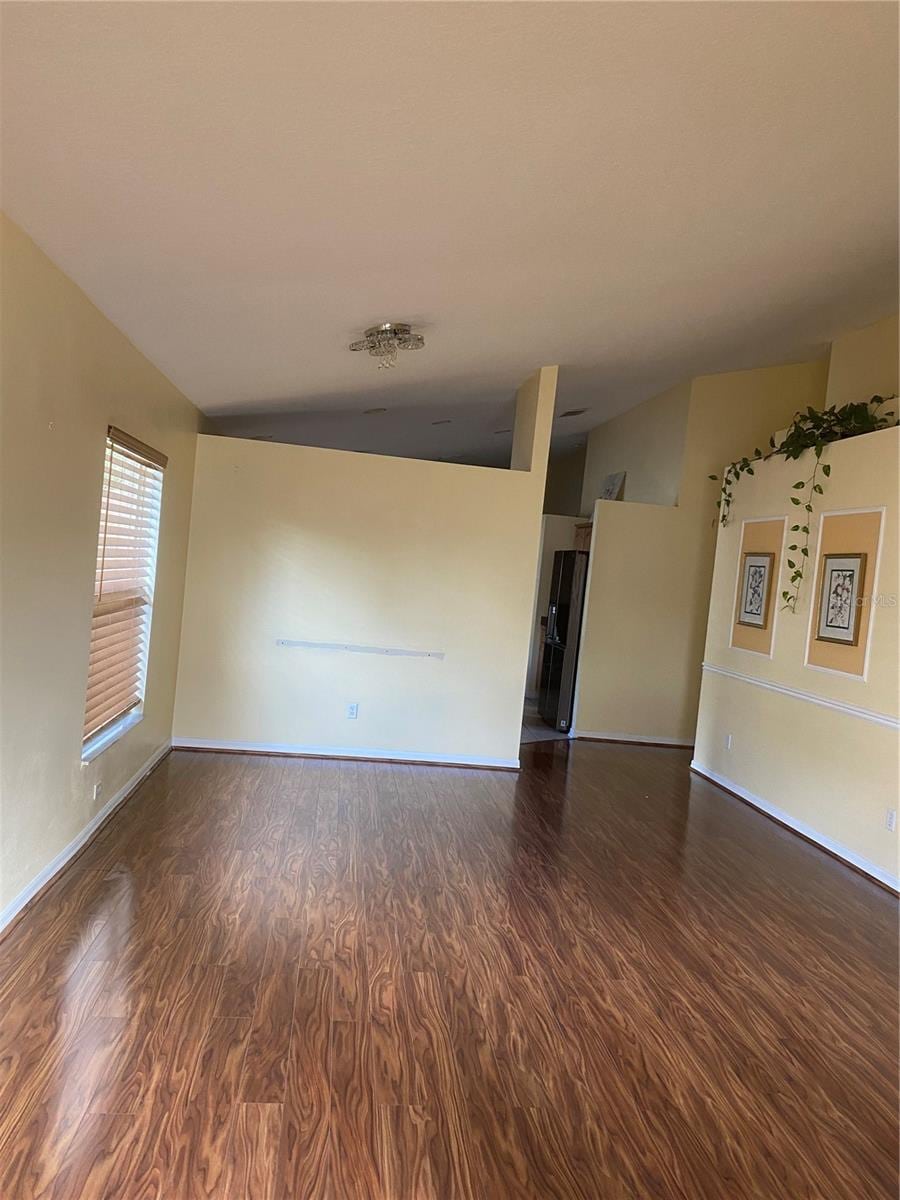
[816,553,866,645]
[737,551,774,629]
[598,471,626,501]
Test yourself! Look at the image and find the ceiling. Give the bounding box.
[2,2,897,464]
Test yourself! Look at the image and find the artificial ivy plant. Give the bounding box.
[709,395,896,611]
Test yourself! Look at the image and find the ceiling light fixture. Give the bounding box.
[350,322,425,369]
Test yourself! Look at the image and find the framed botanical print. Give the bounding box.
[816,553,866,645]
[737,551,774,629]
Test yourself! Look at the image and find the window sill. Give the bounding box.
[82,710,143,764]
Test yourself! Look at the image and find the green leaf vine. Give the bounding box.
[709,395,897,612]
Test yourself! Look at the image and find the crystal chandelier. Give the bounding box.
[349,322,425,369]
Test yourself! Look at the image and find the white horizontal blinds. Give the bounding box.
[83,428,167,743]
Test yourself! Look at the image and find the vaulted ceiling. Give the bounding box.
[2,2,897,463]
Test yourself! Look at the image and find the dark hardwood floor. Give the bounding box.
[0,741,896,1199]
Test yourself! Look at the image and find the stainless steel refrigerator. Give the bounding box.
[537,549,589,732]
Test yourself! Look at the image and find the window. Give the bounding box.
[82,427,167,752]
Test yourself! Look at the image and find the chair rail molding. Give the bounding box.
[700,662,899,730]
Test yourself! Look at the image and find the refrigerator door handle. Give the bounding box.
[547,603,558,642]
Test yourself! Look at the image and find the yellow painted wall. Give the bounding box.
[0,214,201,916]
[543,443,585,516]
[823,313,899,408]
[173,369,556,767]
[580,381,692,513]
[694,423,899,884]
[575,500,699,741]
[573,359,828,743]
[694,314,899,883]
[679,360,830,512]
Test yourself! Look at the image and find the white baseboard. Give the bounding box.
[690,760,899,891]
[0,741,171,935]
[173,737,519,771]
[572,729,694,747]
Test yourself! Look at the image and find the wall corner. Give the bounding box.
[511,365,558,479]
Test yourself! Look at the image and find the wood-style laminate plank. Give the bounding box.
[402,971,476,1199]
[0,1015,127,1200]
[223,1102,283,1200]
[273,967,332,1200]
[48,1113,139,1200]
[368,968,425,1107]
[166,1016,253,1198]
[0,743,896,1200]
[88,960,225,1117]
[377,1104,442,1200]
[238,919,304,1103]
[328,1018,382,1198]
